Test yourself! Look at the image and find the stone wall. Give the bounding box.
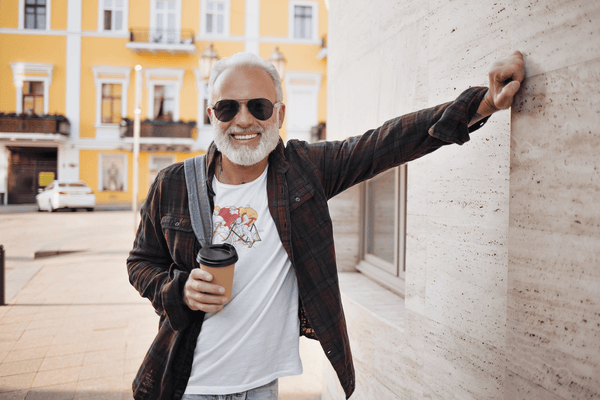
[324,1,600,399]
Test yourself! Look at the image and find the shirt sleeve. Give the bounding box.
[126,173,196,332]
[302,86,489,199]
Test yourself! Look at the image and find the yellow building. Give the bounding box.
[0,0,328,205]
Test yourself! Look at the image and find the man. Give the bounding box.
[127,51,525,400]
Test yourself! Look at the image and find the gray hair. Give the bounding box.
[207,52,283,105]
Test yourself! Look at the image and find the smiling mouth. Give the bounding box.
[231,133,259,141]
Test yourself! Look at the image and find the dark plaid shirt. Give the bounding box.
[126,87,489,400]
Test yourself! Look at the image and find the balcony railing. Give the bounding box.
[126,28,196,55]
[120,118,196,139]
[0,113,70,136]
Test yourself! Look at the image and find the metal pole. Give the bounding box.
[133,65,142,233]
[0,245,5,306]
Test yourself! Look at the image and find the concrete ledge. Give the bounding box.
[34,249,87,259]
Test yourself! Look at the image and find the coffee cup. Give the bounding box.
[198,243,238,300]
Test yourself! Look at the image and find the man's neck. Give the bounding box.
[216,154,268,185]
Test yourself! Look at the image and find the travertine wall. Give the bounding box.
[324,0,600,399]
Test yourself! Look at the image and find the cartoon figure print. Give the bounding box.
[213,206,261,249]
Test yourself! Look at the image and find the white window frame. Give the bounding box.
[19,0,52,30]
[10,62,54,115]
[289,1,318,42]
[98,0,129,33]
[144,68,185,121]
[91,66,131,130]
[200,0,230,37]
[284,71,322,142]
[150,0,182,43]
[98,153,128,192]
[358,165,407,296]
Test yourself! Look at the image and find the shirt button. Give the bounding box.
[295,197,301,202]
[175,221,180,227]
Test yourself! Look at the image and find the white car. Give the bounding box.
[36,180,96,212]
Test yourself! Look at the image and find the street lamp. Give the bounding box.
[268,46,286,80]
[200,43,219,81]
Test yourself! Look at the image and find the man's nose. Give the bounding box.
[234,103,254,126]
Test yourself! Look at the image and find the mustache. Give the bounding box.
[225,126,265,135]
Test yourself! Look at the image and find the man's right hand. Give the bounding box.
[183,269,229,312]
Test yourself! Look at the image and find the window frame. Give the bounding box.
[150,0,182,43]
[98,153,127,192]
[200,0,230,37]
[283,71,322,142]
[10,62,53,115]
[358,164,407,296]
[19,0,51,30]
[100,83,124,124]
[22,81,45,115]
[98,0,129,33]
[288,1,318,42]
[144,68,184,122]
[91,66,131,128]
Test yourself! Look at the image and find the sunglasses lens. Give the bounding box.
[213,100,239,122]
[213,99,276,122]
[247,99,274,121]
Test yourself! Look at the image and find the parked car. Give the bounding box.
[36,180,95,212]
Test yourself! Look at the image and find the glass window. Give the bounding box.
[361,165,407,284]
[101,83,122,124]
[293,5,312,39]
[205,0,226,35]
[23,81,44,115]
[154,84,175,121]
[25,0,46,29]
[102,0,125,31]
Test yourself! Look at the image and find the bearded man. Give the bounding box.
[127,51,525,400]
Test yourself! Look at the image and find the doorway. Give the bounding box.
[7,147,58,204]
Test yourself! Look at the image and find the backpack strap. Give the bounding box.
[184,155,213,247]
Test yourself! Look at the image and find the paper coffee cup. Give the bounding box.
[198,243,238,300]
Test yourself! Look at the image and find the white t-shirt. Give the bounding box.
[184,165,302,395]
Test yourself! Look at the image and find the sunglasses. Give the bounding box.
[211,98,281,123]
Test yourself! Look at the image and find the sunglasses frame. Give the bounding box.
[210,98,282,123]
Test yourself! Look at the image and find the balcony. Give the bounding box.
[126,28,196,55]
[120,118,197,152]
[0,113,70,144]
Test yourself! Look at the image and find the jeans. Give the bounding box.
[182,379,278,400]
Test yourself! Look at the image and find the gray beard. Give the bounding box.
[212,115,280,166]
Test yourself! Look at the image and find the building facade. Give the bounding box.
[0,0,328,206]
[323,0,600,399]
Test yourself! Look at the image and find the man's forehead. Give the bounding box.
[213,66,277,99]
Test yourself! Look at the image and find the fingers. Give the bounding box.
[488,50,526,111]
[183,269,228,312]
[496,80,521,109]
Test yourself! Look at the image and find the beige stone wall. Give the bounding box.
[324,0,600,399]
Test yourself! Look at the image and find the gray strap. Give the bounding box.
[184,155,213,247]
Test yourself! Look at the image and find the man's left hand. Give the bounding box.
[477,51,526,118]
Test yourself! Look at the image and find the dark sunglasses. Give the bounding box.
[211,98,281,122]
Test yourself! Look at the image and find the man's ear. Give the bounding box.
[206,107,214,124]
[278,104,285,129]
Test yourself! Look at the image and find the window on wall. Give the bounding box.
[22,81,44,115]
[153,84,175,121]
[101,0,126,31]
[99,154,127,192]
[290,1,317,40]
[202,0,229,36]
[359,165,407,293]
[101,83,122,124]
[152,0,179,43]
[24,0,47,29]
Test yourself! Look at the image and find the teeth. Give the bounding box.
[233,133,258,140]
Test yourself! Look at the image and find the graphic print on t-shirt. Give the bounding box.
[212,205,261,248]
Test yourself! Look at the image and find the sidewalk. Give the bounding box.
[0,211,324,399]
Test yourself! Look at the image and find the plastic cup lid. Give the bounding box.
[199,243,238,267]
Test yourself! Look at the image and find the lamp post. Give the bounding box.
[200,43,219,81]
[268,46,286,80]
[132,64,142,233]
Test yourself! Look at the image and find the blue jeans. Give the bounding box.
[182,379,278,400]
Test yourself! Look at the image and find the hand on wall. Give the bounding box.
[478,51,526,118]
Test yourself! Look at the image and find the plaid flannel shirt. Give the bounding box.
[126,87,489,400]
